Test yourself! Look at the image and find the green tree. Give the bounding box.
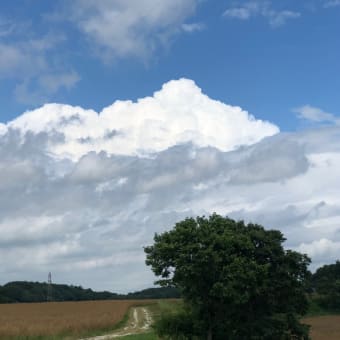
[312,260,340,311]
[145,214,311,340]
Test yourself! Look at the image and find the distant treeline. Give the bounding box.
[310,260,340,312]
[0,281,180,303]
[2,260,340,308]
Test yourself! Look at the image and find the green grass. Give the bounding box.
[115,300,182,340]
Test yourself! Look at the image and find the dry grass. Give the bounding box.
[0,299,155,338]
[304,315,340,340]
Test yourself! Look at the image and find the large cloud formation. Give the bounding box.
[1,79,339,292]
[6,79,278,160]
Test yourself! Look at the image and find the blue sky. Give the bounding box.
[1,0,339,129]
[1,1,340,292]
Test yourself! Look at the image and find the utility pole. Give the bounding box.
[47,272,53,302]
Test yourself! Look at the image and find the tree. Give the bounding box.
[312,261,340,311]
[145,214,311,340]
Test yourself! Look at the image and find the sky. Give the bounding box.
[0,0,340,292]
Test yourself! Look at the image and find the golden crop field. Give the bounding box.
[304,315,340,340]
[0,299,155,338]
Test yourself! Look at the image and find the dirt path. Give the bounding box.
[80,306,153,340]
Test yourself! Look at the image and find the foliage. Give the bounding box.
[153,301,199,339]
[0,281,180,303]
[145,214,311,339]
[311,261,340,311]
[127,287,180,300]
[305,295,330,316]
[154,308,196,339]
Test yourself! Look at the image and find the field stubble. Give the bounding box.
[304,315,340,340]
[0,300,156,339]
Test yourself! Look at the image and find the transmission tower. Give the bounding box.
[47,272,53,302]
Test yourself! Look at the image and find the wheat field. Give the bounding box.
[0,300,154,338]
[1,300,338,339]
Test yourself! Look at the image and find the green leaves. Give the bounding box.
[145,214,311,339]
[312,261,340,311]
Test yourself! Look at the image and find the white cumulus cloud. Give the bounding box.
[0,122,6,135]
[2,81,340,292]
[8,78,279,161]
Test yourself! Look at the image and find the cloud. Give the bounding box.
[67,0,200,60]
[39,71,81,95]
[223,1,262,20]
[181,23,205,33]
[1,82,340,291]
[296,239,340,263]
[7,78,279,161]
[294,105,339,124]
[225,136,309,184]
[223,1,300,27]
[324,0,340,8]
[267,10,301,27]
[0,123,5,135]
[0,25,79,105]
[0,18,15,37]
[0,1,201,104]
[14,71,80,105]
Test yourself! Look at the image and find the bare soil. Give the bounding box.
[304,315,340,340]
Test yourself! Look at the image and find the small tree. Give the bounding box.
[145,214,311,340]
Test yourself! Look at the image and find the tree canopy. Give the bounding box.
[0,281,180,303]
[145,214,311,339]
[312,260,340,311]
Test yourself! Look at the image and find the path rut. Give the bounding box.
[80,306,153,340]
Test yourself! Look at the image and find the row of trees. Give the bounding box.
[145,214,339,340]
[0,282,180,303]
